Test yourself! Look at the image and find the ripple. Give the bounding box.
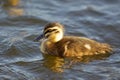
[0,0,120,80]
[68,5,106,17]
[0,16,48,26]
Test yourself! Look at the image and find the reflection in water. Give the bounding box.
[43,54,111,72]
[73,54,111,64]
[43,54,65,72]
[2,0,23,16]
[3,0,20,6]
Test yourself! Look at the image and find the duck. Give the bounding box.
[35,22,112,58]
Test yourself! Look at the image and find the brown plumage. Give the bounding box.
[35,22,112,58]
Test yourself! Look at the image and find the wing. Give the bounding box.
[58,36,112,58]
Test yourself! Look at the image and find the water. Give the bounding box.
[0,0,120,80]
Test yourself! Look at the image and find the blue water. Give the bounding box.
[0,0,120,80]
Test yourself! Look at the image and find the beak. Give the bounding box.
[34,34,44,41]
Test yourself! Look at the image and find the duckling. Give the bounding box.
[35,22,112,58]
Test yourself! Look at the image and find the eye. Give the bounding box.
[44,29,57,34]
[55,31,59,33]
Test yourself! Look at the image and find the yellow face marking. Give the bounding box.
[44,26,64,42]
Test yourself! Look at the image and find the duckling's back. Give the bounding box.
[55,36,112,58]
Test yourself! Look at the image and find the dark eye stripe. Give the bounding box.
[45,34,50,38]
[44,29,57,35]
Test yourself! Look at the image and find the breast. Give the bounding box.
[40,40,46,53]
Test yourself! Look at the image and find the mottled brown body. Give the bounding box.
[43,36,112,58]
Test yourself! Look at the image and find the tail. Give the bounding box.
[97,43,112,54]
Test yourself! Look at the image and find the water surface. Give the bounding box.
[0,0,120,80]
